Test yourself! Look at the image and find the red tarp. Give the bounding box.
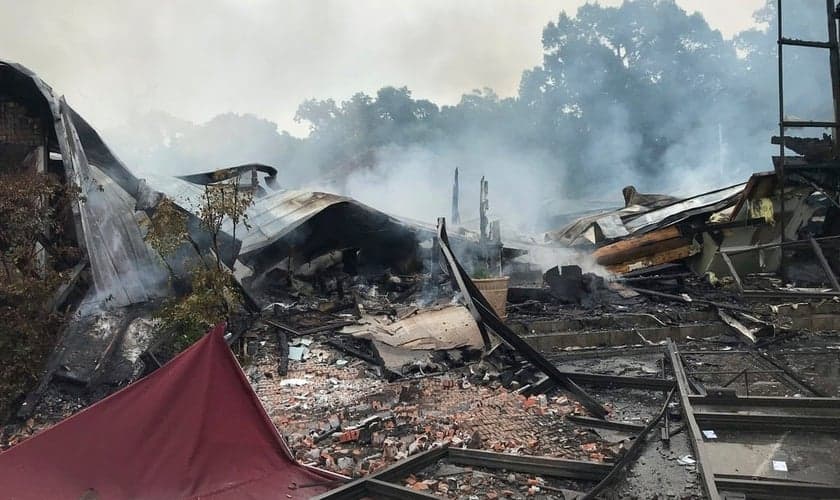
[0,324,340,499]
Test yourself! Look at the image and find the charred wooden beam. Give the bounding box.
[606,245,697,275]
[592,226,683,266]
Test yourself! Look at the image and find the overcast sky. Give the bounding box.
[0,0,764,135]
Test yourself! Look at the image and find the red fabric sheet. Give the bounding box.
[0,324,339,499]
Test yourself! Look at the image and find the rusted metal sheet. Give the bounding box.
[623,184,745,234]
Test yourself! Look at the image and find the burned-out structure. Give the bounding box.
[3,6,840,500]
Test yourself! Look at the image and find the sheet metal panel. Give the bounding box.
[623,184,746,234]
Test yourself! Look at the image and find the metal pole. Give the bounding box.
[778,0,786,274]
[826,0,840,153]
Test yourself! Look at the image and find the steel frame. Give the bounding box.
[312,446,611,500]
[667,340,721,499]
[669,340,840,499]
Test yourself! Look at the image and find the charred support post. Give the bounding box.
[479,176,488,242]
[777,0,786,275]
[451,167,460,225]
[276,328,289,376]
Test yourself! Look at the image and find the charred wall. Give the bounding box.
[0,96,46,171]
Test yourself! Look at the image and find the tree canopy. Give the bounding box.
[110,0,835,227]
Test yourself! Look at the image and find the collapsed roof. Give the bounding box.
[546,183,747,248]
[0,60,168,309]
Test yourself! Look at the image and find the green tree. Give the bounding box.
[148,176,253,354]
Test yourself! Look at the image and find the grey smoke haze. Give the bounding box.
[4,0,833,236]
[0,1,762,133]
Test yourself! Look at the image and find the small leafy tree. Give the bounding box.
[148,175,253,354]
[0,170,80,420]
[198,172,254,270]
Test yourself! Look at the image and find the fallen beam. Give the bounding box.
[715,476,840,499]
[723,234,840,256]
[473,300,608,418]
[528,372,674,394]
[372,447,450,483]
[447,448,611,481]
[693,412,840,432]
[810,236,840,291]
[717,309,756,344]
[263,319,301,337]
[437,220,608,418]
[606,245,697,275]
[581,388,675,500]
[366,479,439,499]
[719,252,743,294]
[566,415,647,433]
[323,338,382,367]
[629,287,753,313]
[743,289,840,299]
[689,394,840,409]
[312,448,447,500]
[592,226,682,265]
